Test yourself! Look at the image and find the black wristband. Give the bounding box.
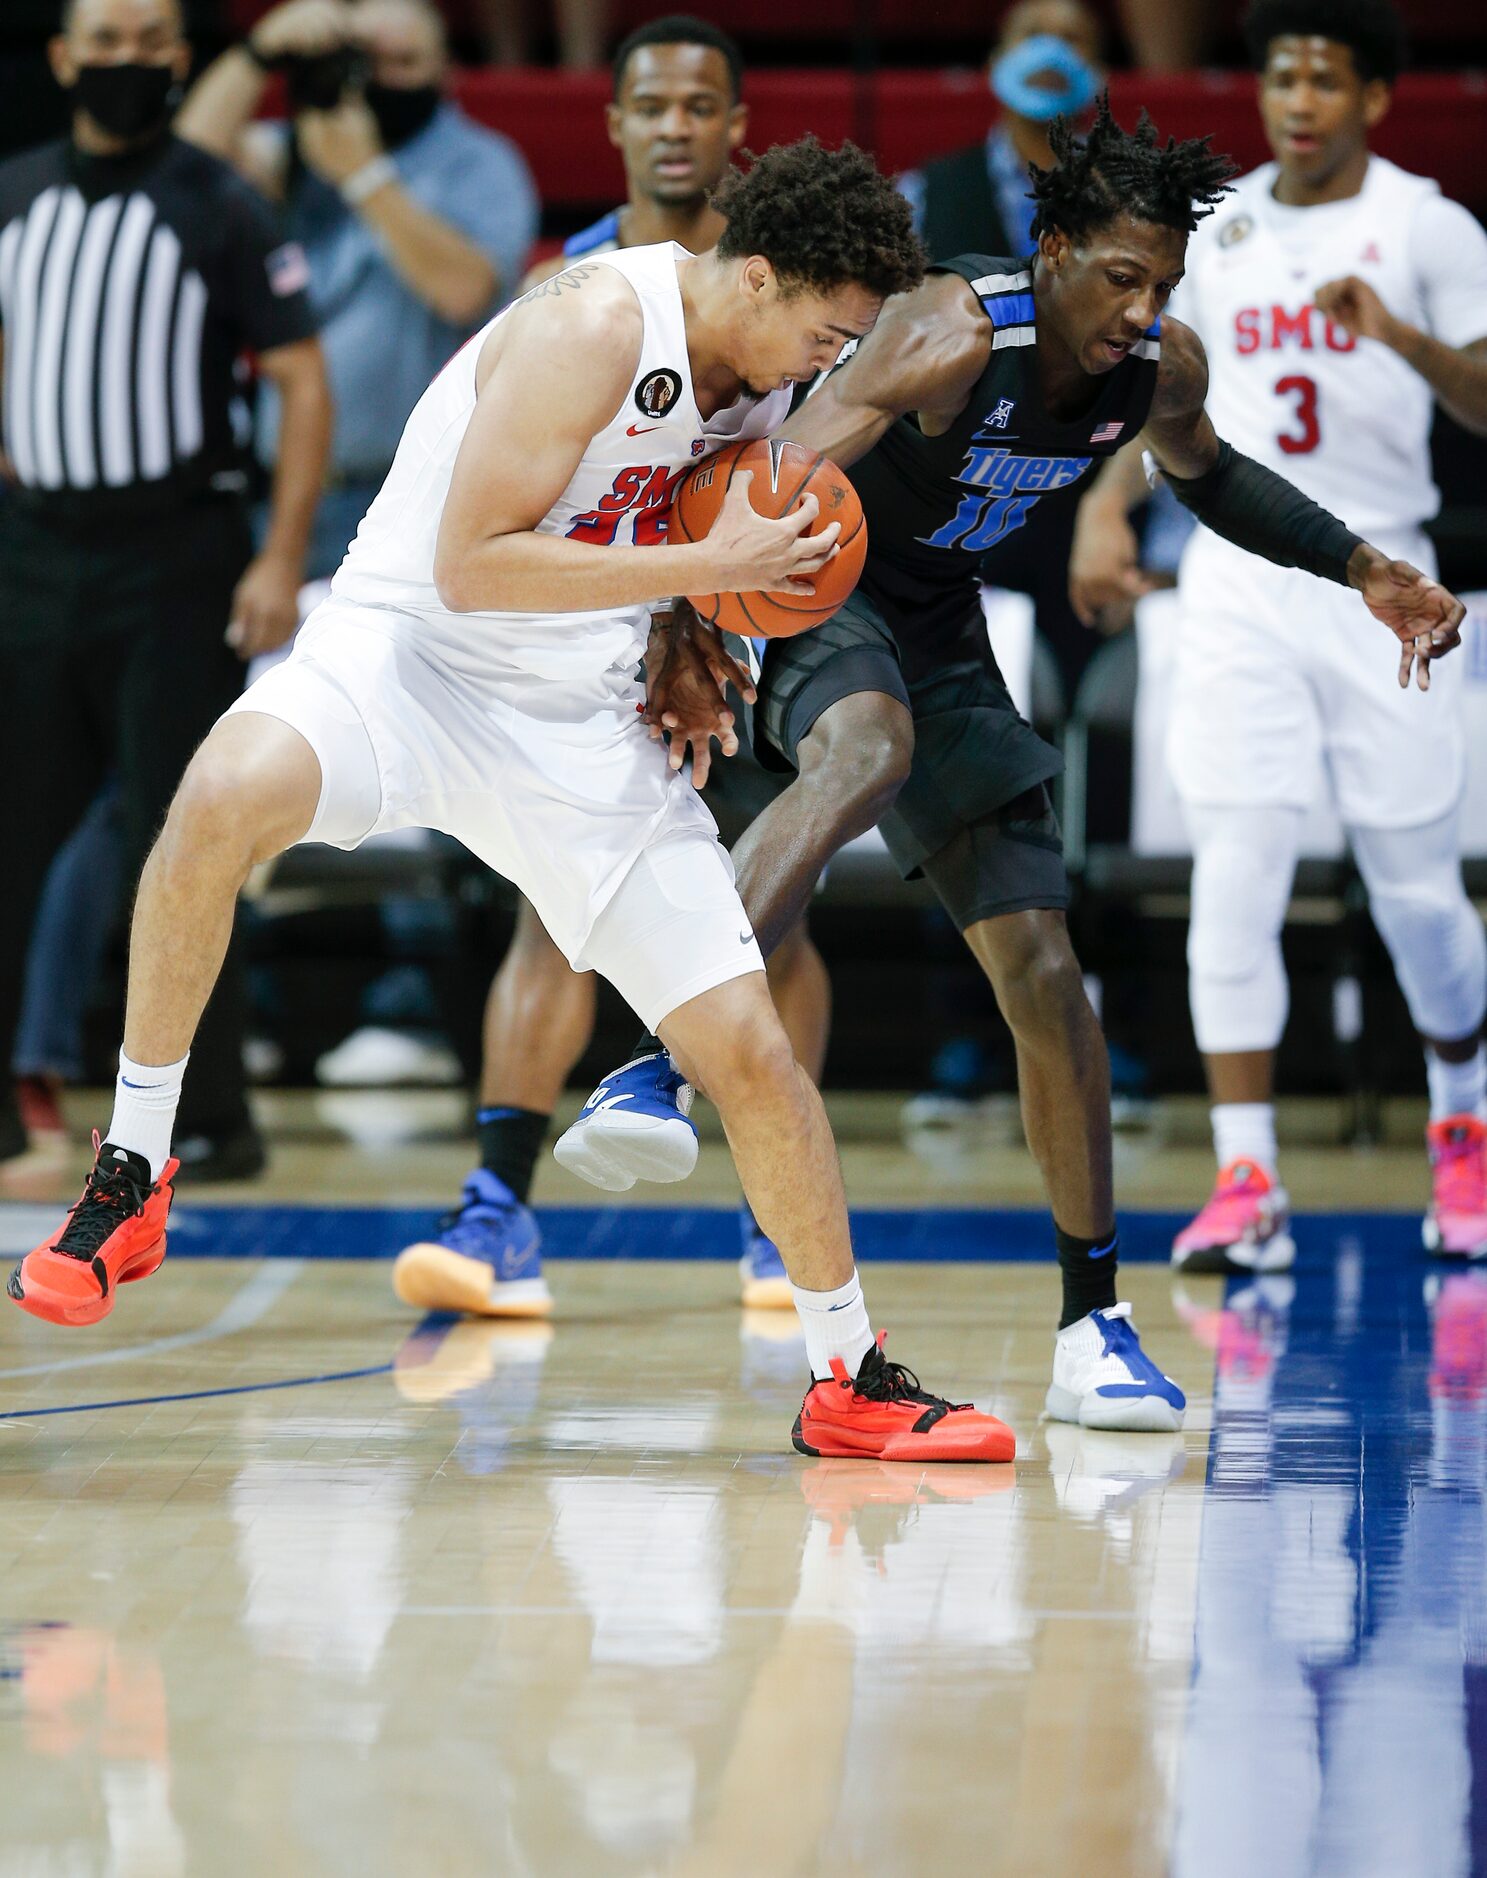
[1163,440,1363,588]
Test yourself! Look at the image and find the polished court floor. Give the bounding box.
[1,1094,1483,1876]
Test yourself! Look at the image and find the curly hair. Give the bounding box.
[1028,95,1237,243]
[714,137,926,300]
[1242,0,1407,82]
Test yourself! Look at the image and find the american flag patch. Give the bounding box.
[266,242,311,297]
[1090,420,1125,445]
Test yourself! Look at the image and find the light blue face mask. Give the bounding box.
[990,33,1099,121]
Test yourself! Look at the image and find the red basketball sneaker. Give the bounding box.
[792,1334,1015,1463]
[8,1139,178,1327]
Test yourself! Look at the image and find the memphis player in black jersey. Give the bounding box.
[561,100,1466,1434]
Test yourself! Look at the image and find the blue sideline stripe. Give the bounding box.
[0,1203,1433,1267]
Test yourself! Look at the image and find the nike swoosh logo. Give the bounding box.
[826,1300,855,1311]
[587,1093,635,1116]
[119,1078,164,1090]
[627,423,661,436]
[739,931,756,946]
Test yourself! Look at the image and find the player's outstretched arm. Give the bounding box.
[1143,319,1465,690]
[434,267,840,615]
[779,273,991,469]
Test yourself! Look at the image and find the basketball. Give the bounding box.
[669,437,867,638]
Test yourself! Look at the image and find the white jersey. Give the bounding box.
[1173,157,1487,535]
[330,242,791,684]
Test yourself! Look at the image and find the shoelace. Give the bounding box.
[54,1161,147,1260]
[846,1348,966,1415]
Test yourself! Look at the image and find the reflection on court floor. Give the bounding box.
[0,1211,1483,1873]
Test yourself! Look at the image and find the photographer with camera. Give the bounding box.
[179,0,538,577]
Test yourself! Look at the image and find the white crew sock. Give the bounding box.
[791,1269,875,1382]
[105,1050,189,1182]
[1427,1046,1487,1125]
[1211,1101,1278,1176]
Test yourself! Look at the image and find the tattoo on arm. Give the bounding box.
[516,263,604,305]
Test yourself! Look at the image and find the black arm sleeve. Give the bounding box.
[1162,440,1364,587]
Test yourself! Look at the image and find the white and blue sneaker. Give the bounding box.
[1045,1303,1186,1433]
[739,1202,791,1309]
[393,1169,552,1318]
[552,1051,697,1192]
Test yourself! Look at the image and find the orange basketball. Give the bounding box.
[669,438,867,639]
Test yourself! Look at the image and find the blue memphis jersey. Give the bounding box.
[850,253,1161,574]
[562,209,622,258]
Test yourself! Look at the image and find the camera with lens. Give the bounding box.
[279,43,370,113]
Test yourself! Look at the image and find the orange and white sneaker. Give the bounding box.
[1424,1115,1487,1259]
[7,1139,177,1326]
[792,1334,1015,1463]
[1171,1159,1295,1275]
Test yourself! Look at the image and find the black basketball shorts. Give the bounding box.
[753,587,1070,930]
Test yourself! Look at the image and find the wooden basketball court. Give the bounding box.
[0,1093,1478,1875]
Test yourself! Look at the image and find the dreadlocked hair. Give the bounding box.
[1027,94,1237,243]
[714,136,925,300]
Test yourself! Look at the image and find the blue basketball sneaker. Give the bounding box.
[1046,1303,1186,1433]
[393,1168,551,1317]
[739,1202,791,1309]
[552,1051,697,1192]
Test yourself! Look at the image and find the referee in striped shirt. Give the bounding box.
[0,0,330,1183]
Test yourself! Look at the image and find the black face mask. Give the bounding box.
[364,82,440,150]
[72,62,178,142]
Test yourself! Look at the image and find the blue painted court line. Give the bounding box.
[0,1362,395,1420]
[0,1311,454,1422]
[0,1203,1431,1266]
[1174,1219,1487,1874]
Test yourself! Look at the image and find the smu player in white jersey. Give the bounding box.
[402,18,835,1320]
[1071,0,1487,1270]
[7,142,1021,1466]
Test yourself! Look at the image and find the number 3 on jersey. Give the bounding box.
[1274,374,1320,455]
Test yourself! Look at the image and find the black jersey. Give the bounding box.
[849,254,1160,663]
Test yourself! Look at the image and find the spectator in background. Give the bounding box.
[474,0,608,70]
[900,0,1103,264]
[179,0,538,578]
[1118,0,1211,72]
[0,0,329,1188]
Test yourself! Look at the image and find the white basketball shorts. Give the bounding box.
[1168,526,1464,831]
[224,599,765,1031]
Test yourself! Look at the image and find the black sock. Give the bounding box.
[628,1028,665,1061]
[475,1106,549,1205]
[1055,1222,1119,1330]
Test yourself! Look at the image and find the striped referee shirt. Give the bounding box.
[0,134,315,512]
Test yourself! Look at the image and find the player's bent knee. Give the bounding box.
[990,926,1086,1036]
[800,702,914,831]
[668,979,794,1102]
[167,716,321,873]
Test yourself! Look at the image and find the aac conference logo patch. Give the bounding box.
[1220,214,1255,248]
[636,369,682,420]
